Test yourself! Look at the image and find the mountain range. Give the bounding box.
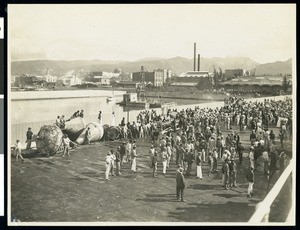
[253,58,292,76]
[11,56,292,77]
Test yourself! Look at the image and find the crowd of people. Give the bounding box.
[15,96,293,200]
[54,110,85,129]
[101,97,292,199]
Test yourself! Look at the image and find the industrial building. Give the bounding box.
[219,76,291,94]
[132,67,171,87]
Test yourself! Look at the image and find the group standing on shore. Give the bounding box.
[16,96,292,201]
[98,96,292,200]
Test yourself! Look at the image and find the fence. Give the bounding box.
[248,158,294,224]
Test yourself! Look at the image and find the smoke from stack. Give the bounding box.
[194,43,196,71]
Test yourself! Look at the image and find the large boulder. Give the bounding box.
[35,125,63,156]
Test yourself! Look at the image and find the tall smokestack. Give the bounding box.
[193,43,196,71]
[197,54,200,71]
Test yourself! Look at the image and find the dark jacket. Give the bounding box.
[176,171,186,188]
[229,161,237,173]
[120,145,126,156]
[26,130,33,140]
[246,169,254,182]
[250,133,256,140]
[115,150,121,162]
[196,155,202,166]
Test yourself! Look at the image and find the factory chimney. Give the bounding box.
[193,43,196,71]
[197,54,200,71]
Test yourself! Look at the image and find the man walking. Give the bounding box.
[229,160,237,188]
[110,149,116,176]
[237,142,244,165]
[222,158,230,190]
[14,140,24,162]
[131,146,137,173]
[186,149,194,176]
[62,134,71,157]
[161,147,168,176]
[120,142,126,165]
[126,140,132,163]
[151,148,158,178]
[246,167,254,197]
[166,143,172,168]
[208,152,214,177]
[176,167,186,202]
[195,151,203,180]
[115,146,122,176]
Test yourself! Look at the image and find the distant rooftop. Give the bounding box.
[171,82,197,87]
[186,71,209,74]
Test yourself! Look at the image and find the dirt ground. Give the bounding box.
[10,125,293,223]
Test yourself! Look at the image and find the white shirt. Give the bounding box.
[249,151,254,161]
[105,155,111,165]
[262,151,269,161]
[16,142,22,149]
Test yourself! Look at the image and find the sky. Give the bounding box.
[8,4,296,64]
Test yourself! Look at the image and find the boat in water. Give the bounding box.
[106,96,116,102]
[118,92,177,110]
[117,93,149,109]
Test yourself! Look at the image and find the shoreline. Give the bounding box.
[10,89,125,101]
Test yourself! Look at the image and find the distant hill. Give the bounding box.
[253,58,292,76]
[11,56,260,77]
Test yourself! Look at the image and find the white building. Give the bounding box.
[58,75,82,86]
[45,75,58,83]
[97,71,120,78]
[36,75,58,83]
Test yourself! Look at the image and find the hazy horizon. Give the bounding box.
[9,4,296,64]
[10,55,292,65]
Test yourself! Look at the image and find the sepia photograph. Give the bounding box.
[7,4,296,225]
